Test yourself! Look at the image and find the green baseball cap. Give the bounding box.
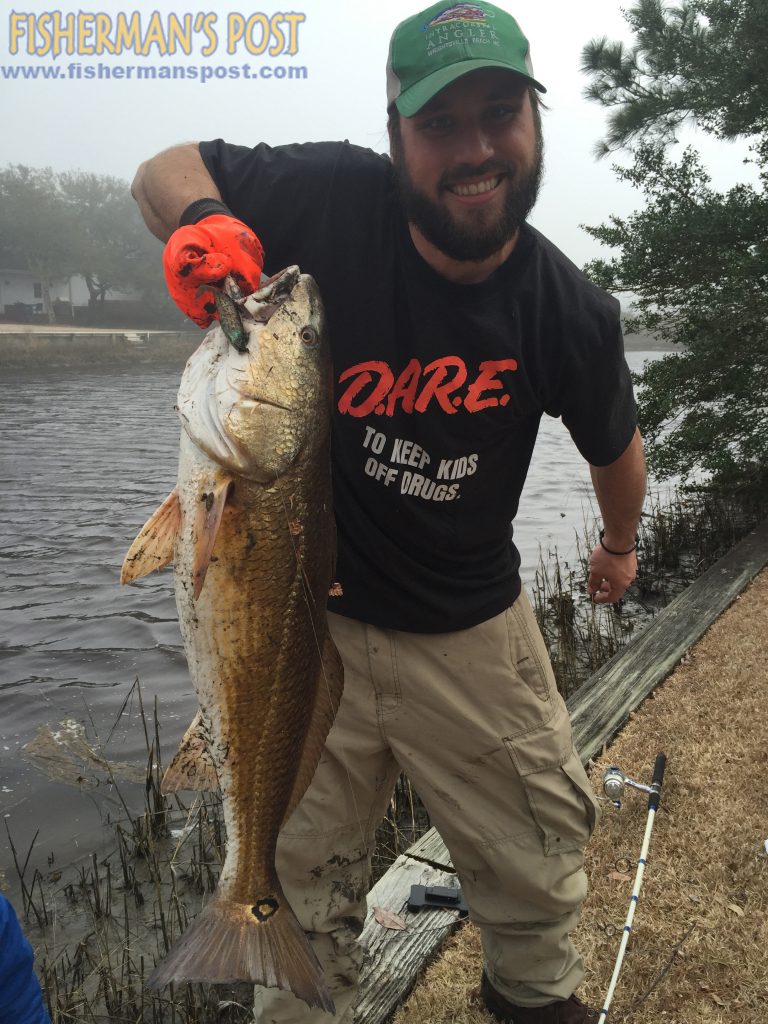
[387,1,546,117]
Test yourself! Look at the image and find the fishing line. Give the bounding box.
[317,142,401,856]
[270,139,375,858]
[273,473,369,857]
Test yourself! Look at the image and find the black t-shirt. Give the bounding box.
[198,139,637,633]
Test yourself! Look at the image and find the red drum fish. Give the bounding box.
[121,267,342,1010]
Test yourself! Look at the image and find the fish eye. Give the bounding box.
[300,325,318,347]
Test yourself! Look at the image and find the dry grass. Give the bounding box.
[393,568,768,1024]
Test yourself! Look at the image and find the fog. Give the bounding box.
[0,0,759,267]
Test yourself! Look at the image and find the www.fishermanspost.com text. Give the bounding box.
[0,61,308,82]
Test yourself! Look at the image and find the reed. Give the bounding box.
[532,486,766,698]
[12,488,764,1022]
[8,681,254,1024]
[372,774,431,882]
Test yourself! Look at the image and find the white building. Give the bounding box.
[0,268,132,318]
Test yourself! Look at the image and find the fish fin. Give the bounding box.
[192,475,234,600]
[120,490,180,584]
[161,710,219,793]
[145,889,335,1012]
[282,631,344,826]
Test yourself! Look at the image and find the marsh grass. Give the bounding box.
[12,488,765,1022]
[532,487,766,698]
[372,774,431,883]
[37,793,255,1023]
[9,682,254,1024]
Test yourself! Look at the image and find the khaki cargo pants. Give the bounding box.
[253,591,600,1022]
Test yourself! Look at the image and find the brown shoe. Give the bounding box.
[477,972,599,1023]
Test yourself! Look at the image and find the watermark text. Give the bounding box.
[6,10,306,58]
[0,60,309,81]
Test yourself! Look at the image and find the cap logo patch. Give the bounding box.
[422,3,499,56]
[424,4,490,29]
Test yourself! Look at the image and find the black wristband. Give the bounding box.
[599,529,638,556]
[178,198,233,227]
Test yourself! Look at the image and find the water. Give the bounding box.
[0,351,659,887]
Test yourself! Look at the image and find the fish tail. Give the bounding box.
[145,889,335,1012]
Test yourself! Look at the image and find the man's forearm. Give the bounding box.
[589,428,647,548]
[131,143,222,243]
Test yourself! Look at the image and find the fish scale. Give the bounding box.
[121,267,342,1010]
[182,481,321,895]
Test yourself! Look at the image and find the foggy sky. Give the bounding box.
[0,0,758,269]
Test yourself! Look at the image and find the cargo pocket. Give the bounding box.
[503,710,600,856]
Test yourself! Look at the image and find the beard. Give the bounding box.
[392,128,544,263]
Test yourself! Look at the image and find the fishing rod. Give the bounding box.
[598,753,667,1023]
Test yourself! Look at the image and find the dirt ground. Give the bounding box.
[393,568,768,1024]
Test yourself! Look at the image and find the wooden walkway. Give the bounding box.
[353,518,768,1023]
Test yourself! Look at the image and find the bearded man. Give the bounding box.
[132,3,646,1021]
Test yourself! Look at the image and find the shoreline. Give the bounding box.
[10,525,764,1024]
[0,328,201,368]
[0,327,675,371]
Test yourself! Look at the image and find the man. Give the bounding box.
[132,2,645,1021]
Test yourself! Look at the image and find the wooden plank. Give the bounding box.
[355,518,768,1022]
[355,854,463,1024]
[403,828,453,869]
[568,518,768,762]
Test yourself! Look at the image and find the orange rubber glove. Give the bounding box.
[163,214,265,328]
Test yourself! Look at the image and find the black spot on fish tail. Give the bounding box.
[251,897,280,922]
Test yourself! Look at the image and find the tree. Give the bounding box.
[56,171,167,311]
[580,0,768,495]
[0,166,82,322]
[581,0,768,153]
[0,165,171,324]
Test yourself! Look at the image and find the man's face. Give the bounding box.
[390,68,544,262]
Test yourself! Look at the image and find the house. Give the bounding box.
[0,268,133,321]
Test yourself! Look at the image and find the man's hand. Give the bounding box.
[588,429,646,604]
[587,544,637,604]
[163,214,264,328]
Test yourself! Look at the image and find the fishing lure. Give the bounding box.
[196,277,247,352]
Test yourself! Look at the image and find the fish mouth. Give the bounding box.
[243,266,301,323]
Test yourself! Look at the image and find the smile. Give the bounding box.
[448,175,503,197]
